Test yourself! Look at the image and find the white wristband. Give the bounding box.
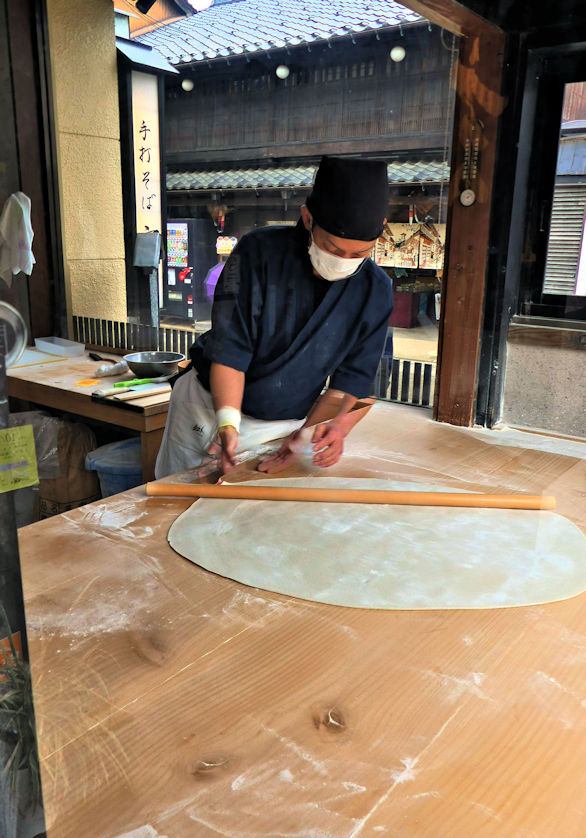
[215,406,241,433]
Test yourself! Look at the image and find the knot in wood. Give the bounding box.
[314,706,346,733]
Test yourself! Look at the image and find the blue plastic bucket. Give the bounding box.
[85,438,143,497]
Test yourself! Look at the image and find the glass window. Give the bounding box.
[542,82,586,301]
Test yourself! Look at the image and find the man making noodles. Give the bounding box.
[155,156,393,478]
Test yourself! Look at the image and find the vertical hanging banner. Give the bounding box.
[132,71,162,235]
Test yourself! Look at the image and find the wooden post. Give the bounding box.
[435,25,506,424]
[393,1,506,426]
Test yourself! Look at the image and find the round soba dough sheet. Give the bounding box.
[167,478,586,610]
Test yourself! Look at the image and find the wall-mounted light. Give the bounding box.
[275,64,290,79]
[390,45,406,62]
[181,78,195,92]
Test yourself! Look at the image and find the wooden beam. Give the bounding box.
[401,0,503,38]
[433,17,506,425]
[6,0,55,338]
[166,189,442,210]
[166,133,447,166]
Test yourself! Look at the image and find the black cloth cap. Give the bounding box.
[306,156,388,241]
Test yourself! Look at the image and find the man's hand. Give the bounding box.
[218,425,239,473]
[205,425,239,475]
[258,420,345,473]
[309,421,344,468]
[257,437,296,474]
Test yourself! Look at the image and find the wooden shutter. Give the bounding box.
[543,184,586,295]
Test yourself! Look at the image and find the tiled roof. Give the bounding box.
[136,0,422,65]
[116,37,179,74]
[167,161,449,191]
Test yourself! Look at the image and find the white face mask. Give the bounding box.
[308,235,365,282]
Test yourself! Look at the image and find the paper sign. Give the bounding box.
[0,425,39,492]
[132,71,162,235]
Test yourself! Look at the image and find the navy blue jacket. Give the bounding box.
[190,221,393,420]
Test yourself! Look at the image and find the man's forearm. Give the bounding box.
[306,389,374,436]
[210,363,245,412]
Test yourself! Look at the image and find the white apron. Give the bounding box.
[155,369,305,478]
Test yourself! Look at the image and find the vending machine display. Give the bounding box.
[167,223,188,267]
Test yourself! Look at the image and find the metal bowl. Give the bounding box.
[123,351,185,378]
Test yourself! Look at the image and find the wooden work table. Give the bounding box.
[7,351,170,481]
[18,402,586,837]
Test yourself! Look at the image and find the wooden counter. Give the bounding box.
[7,352,170,481]
[18,402,586,837]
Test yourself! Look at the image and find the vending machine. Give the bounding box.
[164,219,217,322]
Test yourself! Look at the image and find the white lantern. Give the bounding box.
[390,45,406,62]
[276,64,290,79]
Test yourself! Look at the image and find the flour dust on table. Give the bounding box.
[167,478,586,610]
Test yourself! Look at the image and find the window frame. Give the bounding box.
[516,46,586,323]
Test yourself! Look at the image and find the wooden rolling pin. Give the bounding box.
[145,482,556,510]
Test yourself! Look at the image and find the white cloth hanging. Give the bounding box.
[0,191,35,286]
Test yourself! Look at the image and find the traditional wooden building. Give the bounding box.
[139,2,456,218]
[1,0,583,436]
[138,0,456,325]
[2,3,586,833]
[135,0,585,435]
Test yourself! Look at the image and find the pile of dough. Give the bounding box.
[167,478,586,610]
